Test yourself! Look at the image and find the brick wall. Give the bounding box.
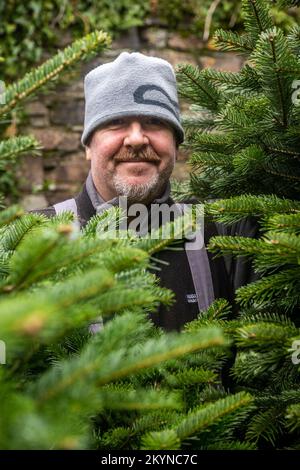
[19,27,244,210]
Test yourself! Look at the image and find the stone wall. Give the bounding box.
[19,26,244,210]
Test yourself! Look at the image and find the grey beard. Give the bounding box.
[112,172,161,203]
[110,145,174,203]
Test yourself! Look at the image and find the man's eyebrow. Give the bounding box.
[107,118,122,123]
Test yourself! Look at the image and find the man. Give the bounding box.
[35,52,259,331]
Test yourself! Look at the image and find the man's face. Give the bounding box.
[85,116,177,204]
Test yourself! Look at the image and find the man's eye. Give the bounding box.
[108,119,125,127]
[144,118,164,127]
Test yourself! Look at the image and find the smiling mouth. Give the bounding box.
[115,159,158,164]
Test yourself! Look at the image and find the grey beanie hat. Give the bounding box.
[81,52,184,146]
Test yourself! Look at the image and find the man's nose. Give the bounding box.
[123,121,149,149]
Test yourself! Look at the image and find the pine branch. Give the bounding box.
[217,95,273,135]
[34,325,226,405]
[170,179,194,202]
[236,267,300,309]
[0,224,115,292]
[184,299,232,332]
[213,30,254,53]
[246,407,286,445]
[0,267,115,350]
[261,213,300,233]
[87,246,149,274]
[176,392,252,441]
[286,404,300,432]
[287,25,300,55]
[99,387,182,411]
[132,410,181,437]
[250,27,300,127]
[238,310,296,328]
[235,322,298,350]
[206,441,257,450]
[141,392,253,449]
[85,284,174,315]
[202,65,261,93]
[0,30,111,116]
[82,207,125,238]
[206,194,300,224]
[0,136,41,167]
[176,64,221,112]
[190,151,233,170]
[141,429,180,450]
[0,212,47,253]
[134,212,201,256]
[209,231,300,271]
[0,206,24,227]
[164,367,218,387]
[180,114,217,137]
[94,328,226,386]
[242,0,274,41]
[184,131,238,155]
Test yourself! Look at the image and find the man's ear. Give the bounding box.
[85,146,92,161]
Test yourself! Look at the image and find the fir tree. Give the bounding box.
[0,30,251,450]
[176,0,300,449]
[3,0,300,450]
[0,30,111,199]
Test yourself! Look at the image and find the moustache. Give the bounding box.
[114,146,161,163]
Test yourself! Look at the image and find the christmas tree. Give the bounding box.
[175,0,300,449]
[0,28,251,450]
[2,0,300,450]
[0,30,111,199]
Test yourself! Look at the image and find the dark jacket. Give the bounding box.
[33,183,261,332]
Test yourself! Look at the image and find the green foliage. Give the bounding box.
[0,30,111,118]
[177,0,300,449]
[0,0,243,452]
[0,29,110,201]
[0,136,41,201]
[0,0,149,81]
[141,391,254,450]
[156,0,242,36]
[1,1,299,83]
[177,1,300,200]
[0,136,41,166]
[2,0,300,452]
[206,195,300,224]
[156,0,300,39]
[0,210,232,449]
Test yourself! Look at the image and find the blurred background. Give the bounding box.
[0,0,299,210]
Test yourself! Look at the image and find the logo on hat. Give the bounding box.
[133,84,179,119]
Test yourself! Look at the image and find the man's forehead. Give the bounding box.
[86,115,178,147]
[94,115,175,133]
